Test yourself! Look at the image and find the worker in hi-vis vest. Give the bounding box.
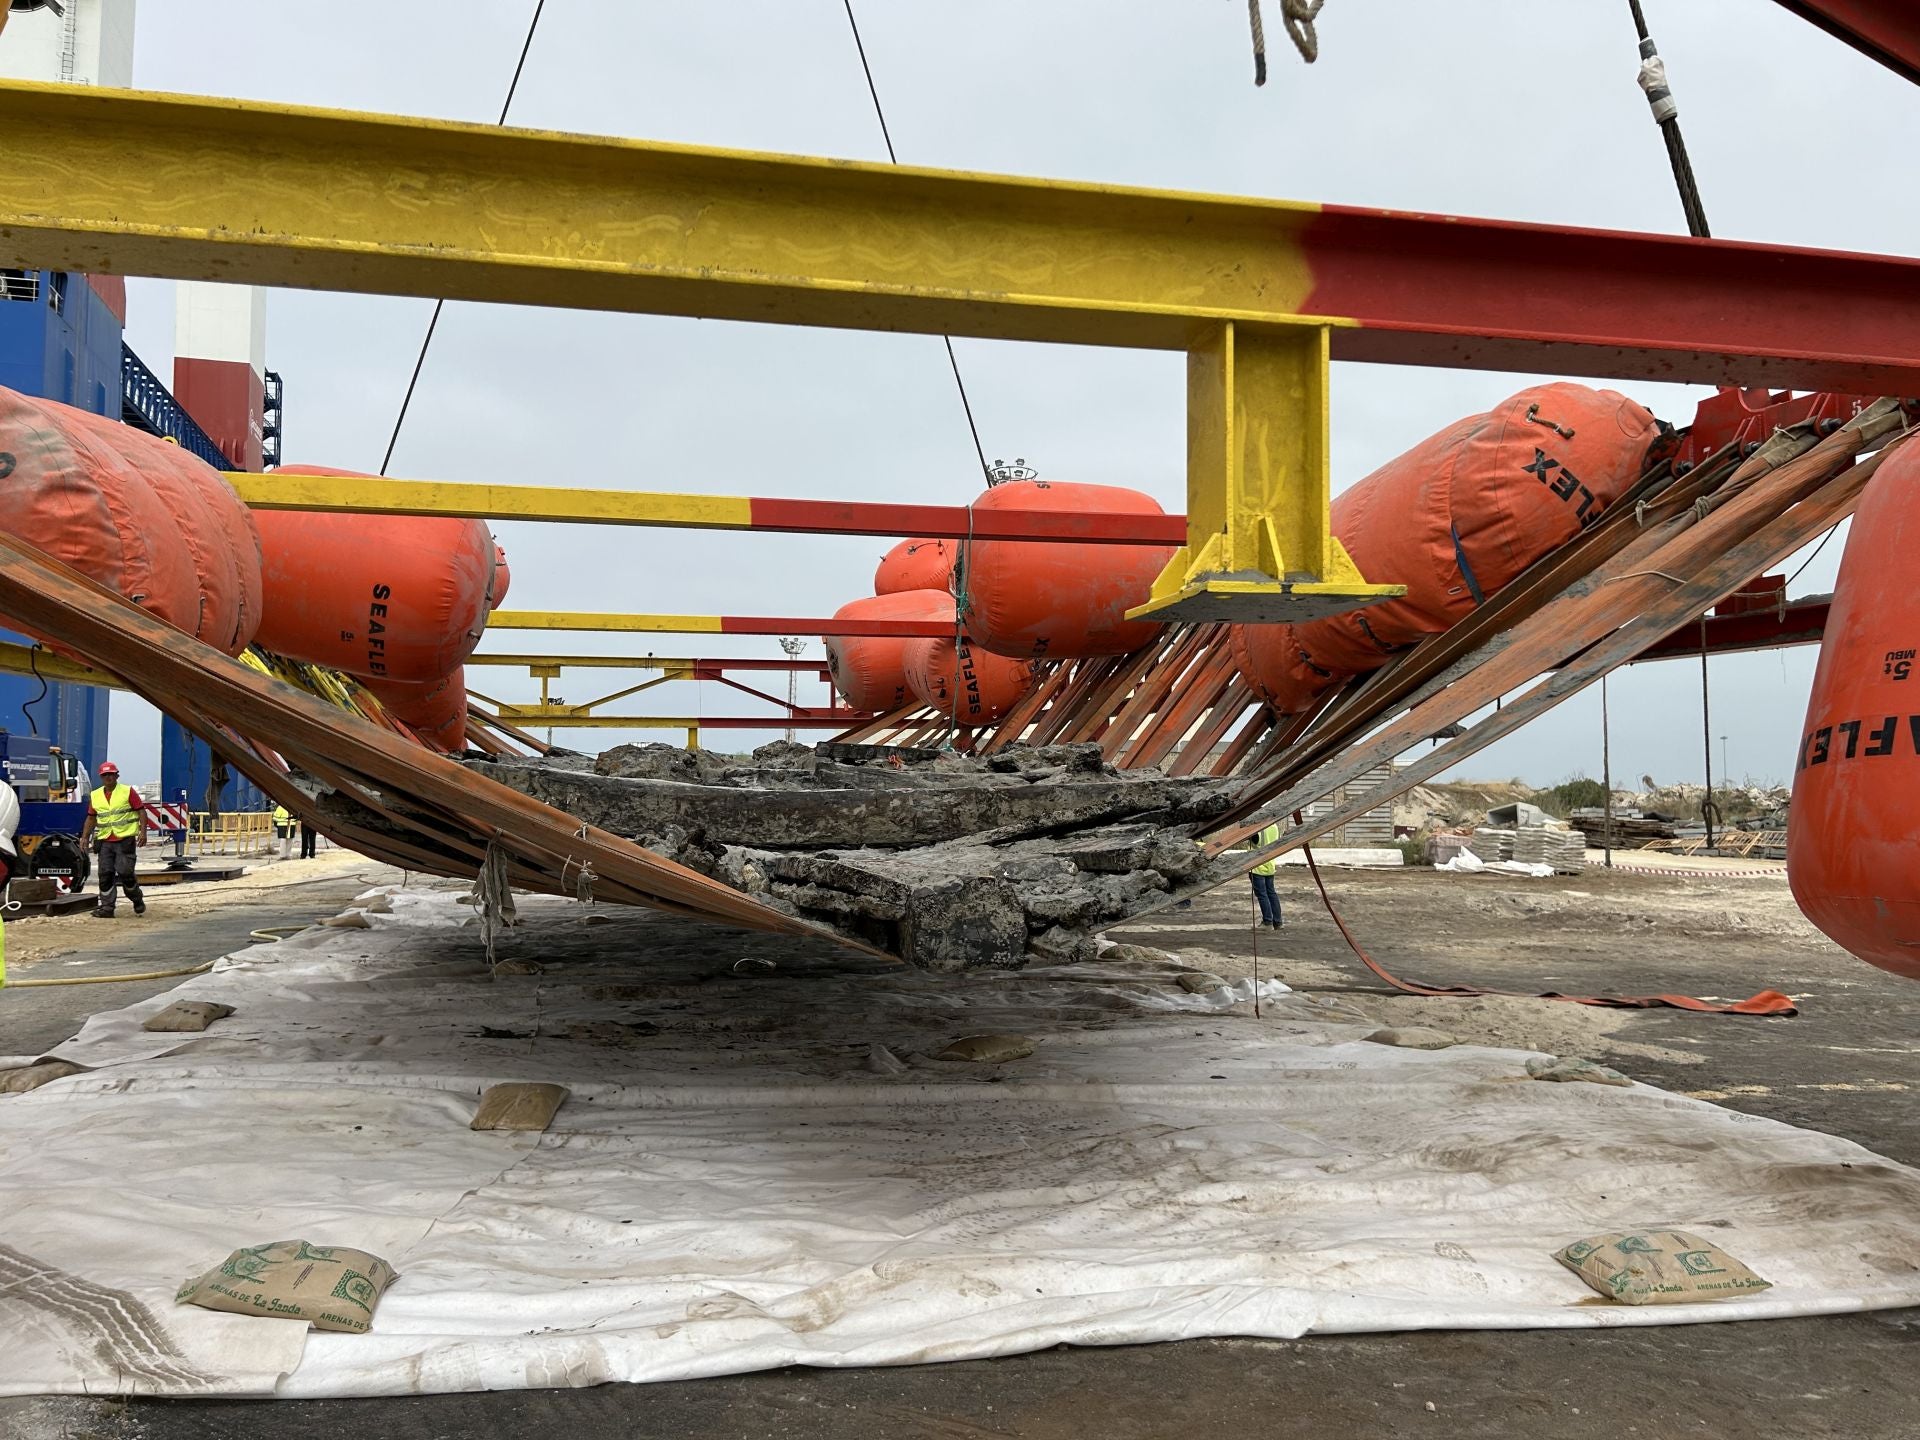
[1246,821,1283,929]
[0,776,19,984]
[79,761,147,920]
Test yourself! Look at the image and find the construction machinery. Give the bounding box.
[0,729,89,889]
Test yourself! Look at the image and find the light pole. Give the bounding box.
[1720,733,1730,789]
[779,637,806,742]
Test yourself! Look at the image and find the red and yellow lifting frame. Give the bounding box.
[2,74,1918,730]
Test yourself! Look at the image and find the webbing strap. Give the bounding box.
[1450,522,1487,606]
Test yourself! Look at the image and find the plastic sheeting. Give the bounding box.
[4,888,1920,1399]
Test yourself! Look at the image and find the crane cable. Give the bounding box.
[1626,0,1711,238]
[379,0,548,475]
[840,0,992,484]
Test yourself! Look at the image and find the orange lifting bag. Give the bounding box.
[956,480,1176,660]
[251,464,500,684]
[1788,442,1920,979]
[874,538,954,596]
[0,387,264,655]
[1234,383,1660,714]
[365,668,468,754]
[824,589,954,712]
[904,636,1033,726]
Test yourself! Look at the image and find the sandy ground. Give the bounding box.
[4,857,1920,1438]
[3,845,389,970]
[1120,863,1825,1070]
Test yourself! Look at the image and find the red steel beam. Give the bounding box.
[472,654,835,675]
[745,497,1183,545]
[1772,0,1920,87]
[1302,210,1920,393]
[621,715,869,729]
[1632,596,1832,662]
[720,616,951,638]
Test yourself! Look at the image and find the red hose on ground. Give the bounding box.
[1296,831,1797,1017]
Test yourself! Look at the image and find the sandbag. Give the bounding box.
[1555,1230,1770,1305]
[0,386,264,655]
[1234,384,1660,714]
[956,480,1176,659]
[824,589,954,712]
[252,464,498,684]
[903,635,1033,726]
[1788,442,1920,979]
[176,1239,398,1333]
[874,538,953,596]
[143,1000,236,1033]
[365,668,468,753]
[471,1082,569,1133]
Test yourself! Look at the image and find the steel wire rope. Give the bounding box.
[1626,0,1710,238]
[840,0,992,485]
[841,0,998,751]
[379,0,547,475]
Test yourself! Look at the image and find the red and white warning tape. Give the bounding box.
[1600,861,1788,879]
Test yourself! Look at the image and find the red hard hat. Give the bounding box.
[98,761,119,774]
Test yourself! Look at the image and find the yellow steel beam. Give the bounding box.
[228,473,754,529]
[0,80,1336,350]
[0,79,1385,619]
[469,654,712,668]
[0,640,122,690]
[486,612,725,635]
[572,673,685,711]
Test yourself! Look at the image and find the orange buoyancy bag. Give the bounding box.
[1788,442,1920,979]
[824,589,954,712]
[252,465,499,684]
[1234,383,1660,714]
[365,669,468,753]
[904,635,1034,726]
[490,543,512,608]
[874,538,954,596]
[0,386,265,654]
[956,480,1177,659]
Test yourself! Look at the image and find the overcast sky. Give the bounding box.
[98,1,1920,788]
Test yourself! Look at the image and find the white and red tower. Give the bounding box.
[174,282,268,469]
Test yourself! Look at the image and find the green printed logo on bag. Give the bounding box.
[1675,1249,1728,1276]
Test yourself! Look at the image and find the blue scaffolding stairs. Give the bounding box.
[119,342,232,469]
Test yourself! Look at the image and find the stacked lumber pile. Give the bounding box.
[1567,808,1679,849]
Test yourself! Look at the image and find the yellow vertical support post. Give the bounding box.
[686,725,700,752]
[1130,321,1400,625]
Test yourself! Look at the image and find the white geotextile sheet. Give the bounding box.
[3,886,1920,1398]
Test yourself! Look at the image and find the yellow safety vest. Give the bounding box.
[90,784,141,841]
[1251,823,1281,876]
